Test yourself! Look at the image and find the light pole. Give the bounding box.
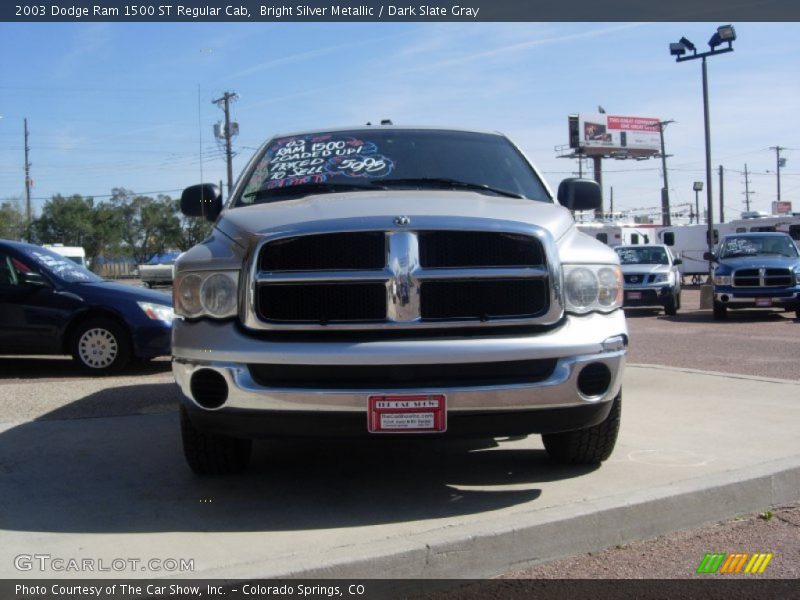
[693,181,704,224]
[670,25,736,281]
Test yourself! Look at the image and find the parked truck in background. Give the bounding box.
[171,126,628,475]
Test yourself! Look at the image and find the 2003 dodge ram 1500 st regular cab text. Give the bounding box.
[172,126,628,475]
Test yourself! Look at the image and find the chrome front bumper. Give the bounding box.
[172,310,627,414]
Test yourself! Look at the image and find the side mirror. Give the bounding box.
[673,258,683,266]
[23,272,50,288]
[703,252,717,262]
[181,184,223,222]
[557,178,601,211]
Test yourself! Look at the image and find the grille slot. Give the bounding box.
[419,231,543,267]
[420,280,546,320]
[258,283,386,322]
[260,232,385,271]
[248,359,558,389]
[624,273,648,284]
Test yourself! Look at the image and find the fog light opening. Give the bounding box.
[190,369,229,409]
[577,362,612,397]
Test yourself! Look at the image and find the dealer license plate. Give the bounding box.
[627,291,642,300]
[368,394,447,434]
[755,298,773,307]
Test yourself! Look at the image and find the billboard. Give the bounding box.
[772,201,792,215]
[568,113,661,156]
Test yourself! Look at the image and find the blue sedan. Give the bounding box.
[0,240,173,374]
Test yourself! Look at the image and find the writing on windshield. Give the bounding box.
[243,134,394,200]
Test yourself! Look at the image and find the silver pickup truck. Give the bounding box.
[172,126,627,475]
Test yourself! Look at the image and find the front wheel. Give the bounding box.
[713,301,727,320]
[180,406,252,475]
[71,317,131,374]
[542,391,621,465]
[664,294,678,316]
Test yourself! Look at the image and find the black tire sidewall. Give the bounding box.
[72,318,131,375]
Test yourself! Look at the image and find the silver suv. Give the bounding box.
[172,126,628,474]
[615,244,682,315]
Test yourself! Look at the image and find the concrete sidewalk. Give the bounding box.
[1,365,798,579]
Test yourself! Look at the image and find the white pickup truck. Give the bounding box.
[171,126,627,475]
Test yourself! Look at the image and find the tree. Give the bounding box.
[0,198,25,241]
[172,198,214,251]
[110,188,181,263]
[33,194,95,247]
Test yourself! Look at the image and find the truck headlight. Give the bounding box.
[174,271,239,319]
[713,275,731,286]
[651,273,673,284]
[563,265,622,314]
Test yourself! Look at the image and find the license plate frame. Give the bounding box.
[627,291,643,300]
[367,394,447,434]
[755,298,773,307]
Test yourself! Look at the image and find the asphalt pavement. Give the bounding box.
[0,287,797,581]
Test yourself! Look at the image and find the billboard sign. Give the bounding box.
[569,113,661,156]
[772,201,792,215]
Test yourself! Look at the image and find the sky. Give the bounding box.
[1,20,799,222]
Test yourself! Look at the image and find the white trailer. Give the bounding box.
[727,215,800,240]
[576,223,624,247]
[44,244,88,268]
[654,223,736,279]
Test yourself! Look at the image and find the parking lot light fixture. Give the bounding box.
[670,26,736,280]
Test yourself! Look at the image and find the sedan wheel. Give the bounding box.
[72,318,131,374]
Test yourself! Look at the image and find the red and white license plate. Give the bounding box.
[627,291,642,300]
[368,394,447,434]
[755,298,773,307]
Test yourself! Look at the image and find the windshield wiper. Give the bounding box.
[243,181,385,201]
[379,177,524,199]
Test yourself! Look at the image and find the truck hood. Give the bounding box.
[620,264,671,275]
[215,190,574,245]
[718,256,800,270]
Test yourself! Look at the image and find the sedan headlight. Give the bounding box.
[713,275,731,286]
[174,271,239,319]
[137,301,174,325]
[563,264,623,314]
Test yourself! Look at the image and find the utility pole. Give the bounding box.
[718,165,724,223]
[657,119,674,226]
[24,118,32,242]
[743,163,754,212]
[609,186,614,217]
[769,146,784,202]
[212,91,239,199]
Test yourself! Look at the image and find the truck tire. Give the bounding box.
[71,317,131,375]
[180,406,252,475]
[713,301,727,320]
[542,391,621,465]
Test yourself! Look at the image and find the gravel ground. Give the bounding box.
[501,503,800,579]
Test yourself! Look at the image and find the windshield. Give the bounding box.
[22,246,104,284]
[236,129,550,205]
[615,247,669,265]
[720,235,799,258]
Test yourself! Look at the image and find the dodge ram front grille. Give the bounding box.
[733,268,793,288]
[260,232,385,271]
[251,229,553,329]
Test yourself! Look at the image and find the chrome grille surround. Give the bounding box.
[241,216,564,331]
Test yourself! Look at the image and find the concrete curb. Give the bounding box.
[274,456,800,579]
